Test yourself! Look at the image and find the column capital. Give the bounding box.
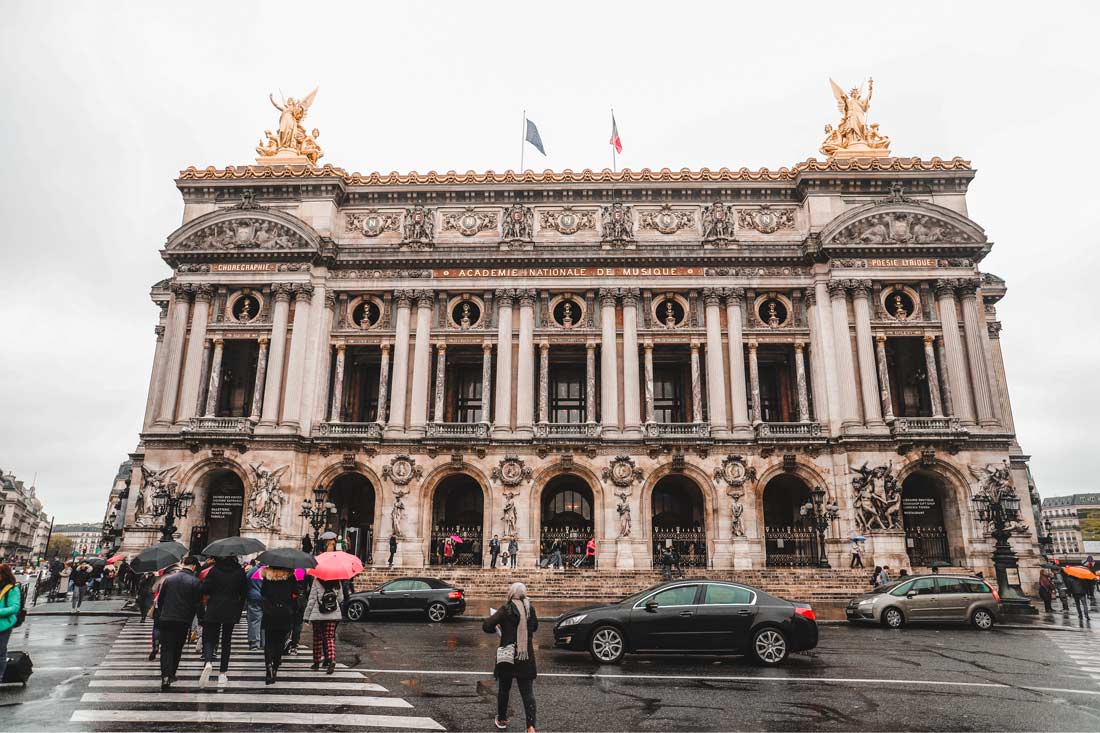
[689,339,701,351]
[335,342,346,353]
[702,287,723,306]
[794,340,805,352]
[212,337,224,347]
[170,282,193,300]
[849,279,873,298]
[642,339,653,351]
[585,340,597,351]
[294,283,314,302]
[393,289,415,307]
[380,340,392,353]
[597,288,618,307]
[482,340,494,352]
[803,287,817,307]
[494,288,515,307]
[539,340,549,352]
[747,339,759,351]
[324,291,337,310]
[987,321,1002,339]
[193,284,214,303]
[621,288,640,307]
[258,335,270,346]
[724,287,746,306]
[518,288,538,307]
[874,333,887,345]
[826,280,849,298]
[272,283,295,302]
[154,325,166,340]
[434,341,447,352]
[413,289,434,307]
[955,279,980,299]
[923,334,935,346]
[933,278,960,298]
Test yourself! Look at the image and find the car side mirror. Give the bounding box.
[645,601,659,613]
[906,591,916,599]
[378,588,386,594]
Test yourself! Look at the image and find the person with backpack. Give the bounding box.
[260,566,298,684]
[0,564,25,682]
[199,554,249,689]
[304,576,344,674]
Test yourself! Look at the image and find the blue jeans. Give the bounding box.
[71,584,86,609]
[246,602,264,648]
[0,628,11,680]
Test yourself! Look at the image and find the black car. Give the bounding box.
[553,580,818,665]
[345,577,466,623]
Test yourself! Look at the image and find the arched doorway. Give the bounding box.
[762,474,816,567]
[327,473,376,563]
[650,475,707,568]
[430,474,484,566]
[901,472,953,566]
[540,475,594,567]
[190,469,245,554]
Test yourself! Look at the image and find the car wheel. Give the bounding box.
[750,627,788,666]
[589,626,625,664]
[882,607,905,629]
[971,608,995,630]
[346,600,367,622]
[427,602,448,623]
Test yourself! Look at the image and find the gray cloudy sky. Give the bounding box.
[2,2,1098,522]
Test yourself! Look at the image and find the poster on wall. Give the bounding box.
[209,493,243,520]
[1079,509,1100,554]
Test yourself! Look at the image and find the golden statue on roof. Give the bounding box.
[255,87,323,166]
[821,78,891,159]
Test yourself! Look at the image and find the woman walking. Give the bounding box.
[483,582,538,732]
[199,554,249,688]
[70,561,92,612]
[304,577,343,674]
[0,564,23,681]
[260,566,298,684]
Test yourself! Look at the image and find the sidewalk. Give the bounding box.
[27,597,138,617]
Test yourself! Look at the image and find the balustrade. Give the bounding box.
[183,416,255,434]
[644,422,711,439]
[890,416,964,434]
[315,421,383,439]
[426,422,490,439]
[755,422,822,438]
[534,422,600,439]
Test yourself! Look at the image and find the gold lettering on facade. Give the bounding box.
[434,266,697,279]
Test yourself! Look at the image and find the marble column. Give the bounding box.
[703,288,730,436]
[143,325,167,430]
[385,291,413,437]
[491,290,514,438]
[302,287,335,430]
[827,281,861,429]
[850,280,883,427]
[585,341,597,425]
[538,341,550,425]
[803,288,831,427]
[249,337,269,421]
[747,341,761,423]
[621,288,643,438]
[203,338,225,417]
[690,340,703,424]
[279,284,314,433]
[259,284,292,428]
[407,290,434,438]
[176,284,213,423]
[329,343,346,422]
[923,336,944,417]
[874,335,894,421]
[724,289,750,432]
[194,339,212,418]
[812,281,843,434]
[935,336,954,417]
[481,341,493,424]
[934,280,974,425]
[643,341,655,424]
[377,342,391,424]
[958,281,997,426]
[794,341,810,422]
[515,290,536,438]
[598,289,620,436]
[432,342,447,424]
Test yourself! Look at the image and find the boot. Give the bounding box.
[265,664,275,685]
[326,660,336,675]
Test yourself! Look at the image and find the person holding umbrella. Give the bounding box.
[255,547,315,684]
[156,555,202,690]
[1062,565,1094,621]
[849,536,865,568]
[198,549,251,688]
[305,550,361,674]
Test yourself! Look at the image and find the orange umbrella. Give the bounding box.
[1064,565,1097,581]
[307,551,364,581]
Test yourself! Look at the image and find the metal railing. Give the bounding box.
[426,422,490,439]
[315,421,383,439]
[184,417,255,433]
[764,526,820,567]
[651,529,708,569]
[429,526,483,566]
[906,526,950,566]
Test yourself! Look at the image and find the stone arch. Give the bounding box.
[639,462,719,567]
[528,462,605,562]
[417,462,493,566]
[313,461,385,561]
[896,457,975,566]
[820,200,986,246]
[177,457,252,552]
[754,459,832,568]
[752,459,830,530]
[164,206,322,252]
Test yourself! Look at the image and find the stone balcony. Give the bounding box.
[534,422,600,440]
[182,416,255,434]
[754,421,824,441]
[889,416,967,438]
[314,421,384,440]
[645,422,711,440]
[426,422,490,440]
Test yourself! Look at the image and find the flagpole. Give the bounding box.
[611,107,616,173]
[520,109,526,174]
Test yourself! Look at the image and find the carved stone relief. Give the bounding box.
[539,207,595,235]
[442,208,498,237]
[491,456,532,488]
[713,455,758,489]
[833,212,973,245]
[600,203,635,243]
[382,454,423,486]
[639,205,694,234]
[402,206,435,247]
[700,201,736,242]
[737,205,795,234]
[501,204,534,241]
[173,218,308,250]
[246,462,288,531]
[602,455,643,488]
[133,465,182,527]
[850,462,902,531]
[346,209,401,237]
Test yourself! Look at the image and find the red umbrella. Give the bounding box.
[107,554,126,564]
[307,551,364,581]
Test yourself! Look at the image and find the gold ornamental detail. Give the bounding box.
[821,78,891,159]
[255,88,323,166]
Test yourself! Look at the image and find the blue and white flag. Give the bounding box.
[525,119,546,155]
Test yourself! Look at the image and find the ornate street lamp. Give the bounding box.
[971,478,1033,613]
[151,487,194,544]
[800,487,840,568]
[300,485,335,550]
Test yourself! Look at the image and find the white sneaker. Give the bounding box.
[217,673,228,689]
[198,661,213,687]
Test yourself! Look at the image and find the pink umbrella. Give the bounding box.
[308,551,364,581]
[450,535,464,544]
[107,554,126,564]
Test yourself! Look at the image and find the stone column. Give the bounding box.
[515,290,536,438]
[329,343,346,422]
[377,342,391,423]
[143,324,168,429]
[703,288,730,437]
[538,341,549,425]
[923,336,944,417]
[812,281,843,434]
[176,284,212,423]
[934,280,974,425]
[935,336,954,417]
[407,290,434,438]
[432,342,447,424]
[958,281,997,427]
[690,340,703,424]
[301,286,335,430]
[621,288,642,438]
[850,280,884,428]
[203,338,225,417]
[259,284,292,429]
[724,289,750,433]
[492,290,514,438]
[385,291,413,437]
[598,289,620,436]
[585,341,597,425]
[874,335,894,421]
[793,341,810,422]
[249,337,269,421]
[481,341,493,424]
[643,340,655,424]
[279,284,314,433]
[747,341,761,423]
[827,281,861,429]
[194,339,213,417]
[803,288,831,427]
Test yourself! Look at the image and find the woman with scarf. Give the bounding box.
[483,582,538,732]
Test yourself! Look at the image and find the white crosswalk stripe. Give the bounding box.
[70,619,446,731]
[1045,630,1100,688]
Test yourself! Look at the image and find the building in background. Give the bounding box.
[99,459,133,553]
[1041,494,1100,561]
[54,523,103,557]
[0,468,51,563]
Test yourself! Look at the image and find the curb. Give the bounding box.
[28,611,139,618]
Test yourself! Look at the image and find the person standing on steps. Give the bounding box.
[388,535,398,568]
[484,582,539,733]
[304,576,343,674]
[489,535,501,569]
[508,537,519,569]
[156,556,202,691]
[260,566,298,684]
[199,554,249,689]
[849,539,864,568]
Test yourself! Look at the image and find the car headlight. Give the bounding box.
[858,599,875,607]
[559,614,587,627]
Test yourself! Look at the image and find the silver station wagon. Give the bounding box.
[846,574,1001,630]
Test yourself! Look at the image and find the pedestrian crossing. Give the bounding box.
[1045,629,1100,688]
[70,619,445,731]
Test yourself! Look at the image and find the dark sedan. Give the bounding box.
[553,580,817,665]
[345,577,466,623]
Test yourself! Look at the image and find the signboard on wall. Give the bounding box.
[902,495,939,523]
[1079,509,1100,554]
[208,493,243,520]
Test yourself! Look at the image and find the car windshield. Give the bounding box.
[618,583,667,606]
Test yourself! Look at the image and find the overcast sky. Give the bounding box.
[1,2,1098,522]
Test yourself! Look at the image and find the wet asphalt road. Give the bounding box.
[3,613,1100,731]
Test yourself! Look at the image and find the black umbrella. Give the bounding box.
[256,548,317,569]
[83,557,107,568]
[131,541,189,573]
[203,536,266,557]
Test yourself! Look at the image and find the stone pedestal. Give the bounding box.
[255,149,312,166]
[731,538,758,570]
[710,538,734,569]
[867,529,908,570]
[615,538,637,569]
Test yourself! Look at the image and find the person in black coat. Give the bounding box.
[156,557,202,690]
[483,582,538,732]
[260,566,298,684]
[1063,568,1092,621]
[199,555,249,686]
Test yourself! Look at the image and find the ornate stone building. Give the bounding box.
[0,470,51,563]
[116,89,1043,584]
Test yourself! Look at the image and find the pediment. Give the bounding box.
[165,207,320,252]
[821,200,985,247]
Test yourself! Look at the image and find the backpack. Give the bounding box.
[0,584,24,629]
[319,584,339,614]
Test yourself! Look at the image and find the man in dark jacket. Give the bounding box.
[199,555,249,687]
[157,556,202,690]
[489,535,501,569]
[1064,568,1091,621]
[388,535,398,568]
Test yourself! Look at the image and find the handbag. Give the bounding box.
[496,643,516,665]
